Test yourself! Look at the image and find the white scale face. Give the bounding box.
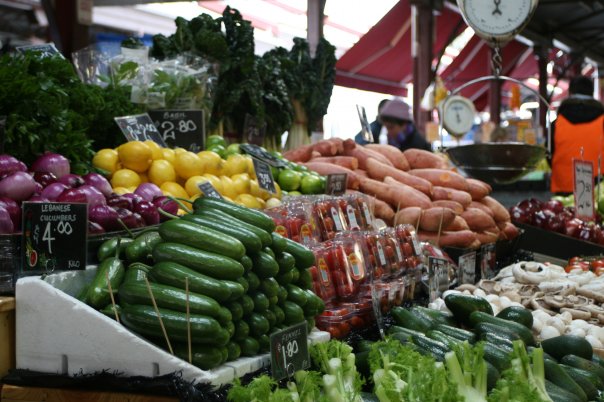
[442,96,476,138]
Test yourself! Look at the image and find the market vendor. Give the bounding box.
[549,75,604,194]
[377,99,432,152]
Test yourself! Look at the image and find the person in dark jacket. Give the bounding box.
[548,76,604,194]
[355,99,389,145]
[378,99,432,152]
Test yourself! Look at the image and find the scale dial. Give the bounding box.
[441,95,476,138]
[457,0,538,44]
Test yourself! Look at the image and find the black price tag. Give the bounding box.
[21,202,87,274]
[480,243,496,280]
[428,257,449,302]
[149,110,205,152]
[326,173,347,195]
[240,143,287,168]
[253,157,277,194]
[198,181,222,199]
[244,114,267,146]
[458,251,476,285]
[270,322,310,380]
[17,43,63,58]
[114,113,167,147]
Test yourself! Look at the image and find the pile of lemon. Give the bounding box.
[92,140,282,209]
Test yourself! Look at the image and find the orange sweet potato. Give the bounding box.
[498,221,520,240]
[480,196,510,223]
[475,227,500,245]
[431,186,472,208]
[302,162,361,190]
[395,207,456,231]
[409,168,469,191]
[343,144,393,170]
[469,201,495,218]
[383,177,433,209]
[418,230,478,248]
[431,200,464,215]
[446,216,470,231]
[467,179,491,200]
[283,144,313,163]
[311,156,358,170]
[366,158,432,195]
[365,144,410,171]
[354,169,368,178]
[368,197,395,226]
[461,208,497,232]
[403,149,447,169]
[312,140,338,156]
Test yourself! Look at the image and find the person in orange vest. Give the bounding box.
[549,76,604,194]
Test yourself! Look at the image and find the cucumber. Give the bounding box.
[263,247,276,259]
[434,324,476,343]
[408,307,441,328]
[357,340,375,353]
[233,321,250,341]
[227,301,243,322]
[250,251,279,279]
[158,219,245,260]
[561,355,604,383]
[412,306,456,326]
[194,209,272,247]
[97,237,133,261]
[251,292,270,313]
[542,335,593,361]
[390,332,414,344]
[246,312,270,336]
[286,284,308,306]
[592,353,604,369]
[276,270,294,285]
[485,361,500,391]
[100,304,121,320]
[223,280,245,301]
[125,231,161,264]
[240,255,253,272]
[387,325,425,339]
[193,197,276,233]
[149,261,231,302]
[412,334,450,355]
[120,304,229,346]
[225,321,235,337]
[86,256,125,308]
[270,305,285,325]
[560,364,599,400]
[277,286,288,304]
[123,263,148,283]
[544,359,587,402]
[426,330,461,349]
[282,300,305,325]
[261,309,277,329]
[528,346,557,362]
[284,237,315,268]
[545,380,584,402]
[239,337,260,356]
[469,311,535,346]
[391,307,433,333]
[227,341,241,362]
[474,322,521,349]
[444,293,493,326]
[153,242,244,281]
[245,272,260,292]
[271,232,287,254]
[118,281,231,325]
[236,276,249,294]
[173,343,224,370]
[276,251,296,274]
[240,295,254,316]
[260,277,279,298]
[483,343,511,373]
[258,334,270,353]
[296,268,312,290]
[496,306,533,329]
[182,213,262,253]
[561,364,604,391]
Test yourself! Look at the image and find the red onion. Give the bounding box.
[57,188,87,204]
[153,196,178,221]
[107,194,132,210]
[0,155,27,177]
[0,197,20,230]
[88,221,106,235]
[89,204,120,232]
[28,195,49,202]
[32,171,58,188]
[133,200,160,226]
[116,207,140,229]
[34,182,43,194]
[41,183,69,201]
[79,185,106,208]
[132,212,145,228]
[123,193,143,204]
[31,152,70,178]
[0,206,14,234]
[0,171,36,201]
[83,173,112,197]
[58,174,84,188]
[134,183,163,202]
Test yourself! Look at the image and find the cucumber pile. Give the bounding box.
[388,294,604,401]
[86,197,324,370]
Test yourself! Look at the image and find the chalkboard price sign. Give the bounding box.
[240,143,287,167]
[21,202,87,274]
[198,181,223,199]
[270,322,310,380]
[253,157,277,194]
[148,110,205,152]
[17,43,63,58]
[115,113,167,147]
[326,173,347,195]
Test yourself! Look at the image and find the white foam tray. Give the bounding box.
[16,269,330,386]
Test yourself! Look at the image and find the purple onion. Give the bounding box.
[56,188,87,204]
[89,204,120,232]
[134,183,163,202]
[41,183,69,201]
[88,221,106,235]
[123,193,143,204]
[31,152,70,178]
[153,196,178,221]
[83,172,112,197]
[132,212,145,228]
[133,200,160,226]
[107,194,132,210]
[79,184,106,208]
[32,171,58,188]
[28,195,49,202]
[116,207,139,229]
[58,174,84,188]
[34,182,43,194]
[0,197,20,231]
[0,206,14,234]
[0,171,37,201]
[0,155,27,177]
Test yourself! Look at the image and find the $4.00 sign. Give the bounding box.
[574,159,595,221]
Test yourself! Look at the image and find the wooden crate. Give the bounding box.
[0,385,178,402]
[0,297,15,379]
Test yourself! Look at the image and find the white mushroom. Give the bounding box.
[473,288,487,298]
[560,311,573,325]
[570,319,590,329]
[533,316,545,333]
[443,290,460,299]
[546,316,566,334]
[568,327,587,337]
[499,296,512,309]
[541,326,561,340]
[586,335,603,349]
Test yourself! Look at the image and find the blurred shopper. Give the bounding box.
[378,99,432,151]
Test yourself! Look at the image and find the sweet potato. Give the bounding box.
[431,186,472,208]
[446,216,470,231]
[498,221,520,240]
[312,140,338,156]
[311,156,358,170]
[467,179,491,200]
[343,146,393,170]
[470,178,492,193]
[359,177,431,209]
[302,162,361,190]
[480,196,510,223]
[343,138,357,151]
[461,208,497,232]
[283,144,313,163]
[365,144,410,171]
[366,158,432,195]
[469,201,494,218]
[369,197,395,226]
[311,151,322,159]
[409,168,469,191]
[418,230,478,249]
[431,200,464,215]
[326,138,344,154]
[475,227,500,245]
[395,207,456,231]
[394,207,422,228]
[354,169,368,178]
[403,149,447,169]
[383,177,432,209]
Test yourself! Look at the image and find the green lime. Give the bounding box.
[271,166,280,180]
[288,191,302,196]
[269,150,283,160]
[278,169,302,191]
[207,144,226,158]
[300,174,324,195]
[206,135,227,149]
[226,143,242,155]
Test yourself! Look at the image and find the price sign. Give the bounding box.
[149,110,205,152]
[574,159,595,221]
[428,257,449,302]
[244,114,267,146]
[114,113,167,147]
[253,157,277,194]
[21,202,87,274]
[326,173,347,195]
[270,322,310,380]
[480,243,496,280]
[240,143,287,167]
[458,251,477,285]
[17,43,63,58]
[197,181,222,199]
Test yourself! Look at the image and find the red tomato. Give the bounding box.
[595,267,604,276]
[350,316,364,328]
[569,256,584,264]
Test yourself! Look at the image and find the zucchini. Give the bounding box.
[283,237,316,269]
[120,304,229,346]
[389,331,414,344]
[545,380,584,402]
[387,325,425,339]
[560,364,599,400]
[496,306,533,329]
[182,213,262,253]
[475,322,521,349]
[561,354,604,383]
[194,209,272,247]
[412,334,450,356]
[426,330,461,349]
[444,293,493,326]
[592,353,604,369]
[149,261,231,302]
[153,242,244,281]
[469,311,535,346]
[485,361,500,391]
[158,219,245,260]
[173,343,225,370]
[412,306,456,326]
[542,335,593,361]
[434,324,476,343]
[483,343,511,373]
[561,364,604,391]
[544,359,587,402]
[250,251,279,279]
[528,346,557,362]
[391,307,433,333]
[193,197,276,233]
[239,337,260,357]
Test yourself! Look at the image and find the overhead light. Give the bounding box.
[520,101,539,110]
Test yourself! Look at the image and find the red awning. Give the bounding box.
[335,1,464,95]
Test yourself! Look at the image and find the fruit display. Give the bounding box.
[288,138,520,249]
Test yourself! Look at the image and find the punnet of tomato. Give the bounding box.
[312,196,348,241]
[337,195,369,231]
[308,245,337,303]
[324,238,369,301]
[279,198,320,245]
[565,255,604,275]
[315,306,353,339]
[264,205,290,238]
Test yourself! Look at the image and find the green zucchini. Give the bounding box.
[560,364,604,391]
[544,359,587,402]
[412,334,450,355]
[412,306,456,326]
[469,311,535,346]
[545,380,584,402]
[496,306,533,329]
[426,330,461,349]
[560,364,599,400]
[193,197,276,233]
[561,354,604,383]
[283,237,316,269]
[173,343,225,370]
[475,322,521,349]
[194,209,272,247]
[444,293,493,326]
[391,307,433,333]
[483,343,511,373]
[434,324,476,343]
[387,325,425,339]
[542,335,593,361]
[182,213,262,253]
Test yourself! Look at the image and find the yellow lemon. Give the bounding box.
[223,195,234,203]
[92,149,119,175]
[236,194,263,209]
[148,159,177,186]
[174,147,187,155]
[244,155,255,177]
[231,173,251,195]
[160,182,190,206]
[112,186,131,195]
[250,179,271,200]
[117,141,152,173]
[201,174,224,194]
[144,140,164,160]
[273,181,282,199]
[224,154,248,176]
[197,151,223,175]
[190,193,201,202]
[127,186,137,193]
[185,176,210,197]
[220,176,239,199]
[255,197,266,209]
[265,198,282,208]
[111,169,141,188]
[174,151,204,179]
[162,148,176,164]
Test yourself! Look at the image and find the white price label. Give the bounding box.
[574,159,595,220]
[458,251,476,285]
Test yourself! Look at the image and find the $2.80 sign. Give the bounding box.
[574,159,595,220]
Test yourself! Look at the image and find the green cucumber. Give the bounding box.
[391,307,433,333]
[276,270,294,285]
[227,341,241,361]
[240,295,254,316]
[153,242,244,281]
[560,364,599,400]
[125,231,161,263]
[100,304,121,320]
[433,324,476,343]
[542,335,593,361]
[286,284,308,306]
[241,255,253,272]
[246,312,270,336]
[123,263,149,283]
[412,306,456,326]
[158,219,245,260]
[173,343,225,370]
[236,276,249,294]
[233,321,250,341]
[271,305,285,325]
[592,353,604,369]
[182,213,262,253]
[544,360,587,402]
[223,280,245,301]
[258,334,270,353]
[250,251,279,279]
[469,311,534,346]
[245,272,260,292]
[271,232,287,254]
[149,261,231,302]
[225,321,235,337]
[283,237,315,268]
[239,337,260,356]
[261,309,277,329]
[87,255,125,308]
[444,293,493,326]
[227,301,243,322]
[276,251,296,273]
[561,355,604,383]
[277,286,288,304]
[193,197,276,233]
[260,277,279,298]
[97,237,133,261]
[194,209,272,247]
[545,380,584,402]
[251,292,270,313]
[282,300,305,325]
[296,268,312,290]
[496,306,533,329]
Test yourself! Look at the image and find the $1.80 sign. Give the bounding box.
[574,159,595,220]
[270,321,310,380]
